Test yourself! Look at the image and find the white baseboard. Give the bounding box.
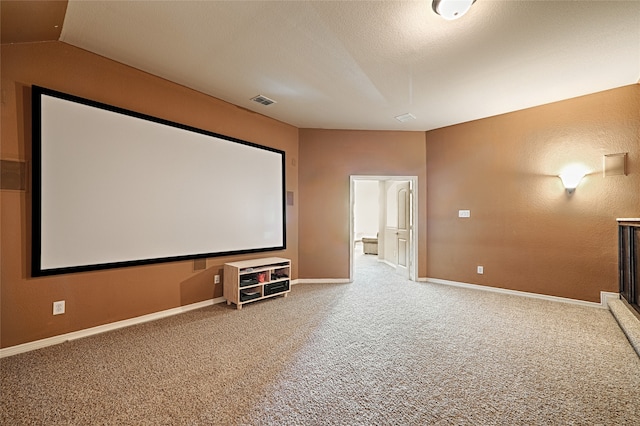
[295,278,351,284]
[3,280,615,358]
[424,277,615,309]
[0,297,226,359]
[600,291,620,307]
[381,259,396,268]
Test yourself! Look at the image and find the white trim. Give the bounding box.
[381,259,396,268]
[3,282,613,359]
[600,291,620,307]
[425,277,614,309]
[0,297,225,359]
[349,176,418,283]
[295,278,351,284]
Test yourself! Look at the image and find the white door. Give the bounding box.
[395,182,411,278]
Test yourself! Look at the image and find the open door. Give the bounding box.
[395,182,411,279]
[350,176,417,282]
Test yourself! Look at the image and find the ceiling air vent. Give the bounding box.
[251,95,276,106]
[395,113,416,123]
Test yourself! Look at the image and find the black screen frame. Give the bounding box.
[31,85,286,277]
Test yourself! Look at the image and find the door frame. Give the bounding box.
[349,175,418,282]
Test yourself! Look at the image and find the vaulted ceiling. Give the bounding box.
[3,1,639,130]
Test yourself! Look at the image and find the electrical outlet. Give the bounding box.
[53,300,65,315]
[477,266,484,274]
[458,210,471,218]
[214,275,220,284]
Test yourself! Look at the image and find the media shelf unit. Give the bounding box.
[223,257,291,310]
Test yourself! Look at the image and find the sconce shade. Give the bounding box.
[559,166,587,194]
[432,0,476,20]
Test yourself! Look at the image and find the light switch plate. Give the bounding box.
[459,210,470,218]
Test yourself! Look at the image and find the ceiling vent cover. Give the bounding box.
[251,95,276,106]
[395,113,416,123]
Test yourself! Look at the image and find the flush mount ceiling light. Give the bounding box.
[432,0,476,20]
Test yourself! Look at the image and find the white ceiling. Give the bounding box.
[59,0,640,131]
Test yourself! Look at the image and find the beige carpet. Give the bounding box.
[609,298,640,357]
[2,250,639,425]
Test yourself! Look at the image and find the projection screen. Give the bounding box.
[32,86,286,276]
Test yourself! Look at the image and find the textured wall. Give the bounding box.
[1,42,299,348]
[426,85,640,302]
[298,129,427,279]
[2,42,637,350]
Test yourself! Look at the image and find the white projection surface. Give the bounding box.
[33,88,285,275]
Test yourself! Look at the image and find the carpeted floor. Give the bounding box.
[2,249,639,425]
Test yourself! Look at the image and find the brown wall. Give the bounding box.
[2,41,638,350]
[298,129,427,279]
[1,41,299,348]
[426,85,640,302]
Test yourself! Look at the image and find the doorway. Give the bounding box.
[349,176,418,282]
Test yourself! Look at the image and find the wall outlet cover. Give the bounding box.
[53,300,65,315]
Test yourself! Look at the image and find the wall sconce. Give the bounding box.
[558,164,588,195]
[432,0,476,20]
